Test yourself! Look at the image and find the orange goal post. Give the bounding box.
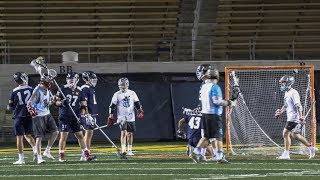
[225,65,316,156]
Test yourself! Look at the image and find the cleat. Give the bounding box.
[276,155,290,160]
[309,146,317,159]
[80,156,86,161]
[37,159,45,164]
[198,155,207,162]
[127,151,134,156]
[43,150,55,160]
[189,152,199,163]
[217,156,229,164]
[13,159,25,165]
[84,150,96,161]
[59,153,66,162]
[33,154,37,162]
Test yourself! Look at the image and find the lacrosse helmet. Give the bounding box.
[13,72,28,85]
[82,71,97,87]
[196,64,219,80]
[279,75,295,92]
[118,77,129,91]
[40,74,52,88]
[66,71,79,88]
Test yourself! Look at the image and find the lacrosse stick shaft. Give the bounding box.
[94,122,119,149]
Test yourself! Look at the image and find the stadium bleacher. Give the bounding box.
[213,0,320,60]
[0,0,180,63]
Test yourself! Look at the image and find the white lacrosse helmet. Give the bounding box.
[118,77,129,91]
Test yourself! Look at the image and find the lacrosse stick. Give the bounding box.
[30,57,127,159]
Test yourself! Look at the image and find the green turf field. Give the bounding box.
[0,142,320,180]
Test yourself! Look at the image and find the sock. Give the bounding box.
[193,147,201,155]
[46,146,51,152]
[32,146,37,154]
[59,150,64,153]
[121,144,126,153]
[217,151,223,159]
[37,154,43,160]
[18,153,24,160]
[128,145,132,152]
[201,148,206,156]
[212,148,217,157]
[283,150,289,156]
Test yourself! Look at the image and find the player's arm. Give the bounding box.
[177,118,186,131]
[26,88,40,116]
[293,92,303,120]
[52,89,69,107]
[211,85,236,107]
[133,92,144,119]
[6,92,14,113]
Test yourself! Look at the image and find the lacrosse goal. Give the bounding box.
[225,66,316,156]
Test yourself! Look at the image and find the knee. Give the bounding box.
[127,132,133,138]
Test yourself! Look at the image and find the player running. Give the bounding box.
[53,72,95,162]
[108,78,144,156]
[7,72,37,165]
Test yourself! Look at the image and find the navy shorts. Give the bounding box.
[14,116,33,136]
[59,115,81,133]
[285,121,299,132]
[82,115,97,130]
[188,136,201,147]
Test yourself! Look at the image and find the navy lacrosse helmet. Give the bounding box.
[279,75,295,92]
[196,64,219,80]
[13,72,28,85]
[82,71,97,87]
[118,77,129,91]
[66,71,79,88]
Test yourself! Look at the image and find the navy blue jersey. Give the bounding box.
[184,115,202,140]
[10,85,33,118]
[56,85,85,117]
[81,85,98,115]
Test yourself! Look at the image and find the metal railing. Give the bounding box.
[1,38,320,63]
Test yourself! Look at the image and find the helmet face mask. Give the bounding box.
[13,72,28,85]
[66,72,79,88]
[82,71,98,87]
[196,64,219,81]
[279,75,295,92]
[118,78,129,91]
[40,74,52,89]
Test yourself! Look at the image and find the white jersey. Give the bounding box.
[284,88,301,123]
[111,89,139,122]
[199,81,223,115]
[32,85,50,116]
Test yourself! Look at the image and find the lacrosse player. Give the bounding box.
[189,64,239,163]
[27,75,59,164]
[275,75,317,159]
[53,72,95,162]
[7,72,37,165]
[177,108,208,160]
[108,78,144,156]
[79,71,98,160]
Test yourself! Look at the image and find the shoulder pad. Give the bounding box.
[80,85,90,90]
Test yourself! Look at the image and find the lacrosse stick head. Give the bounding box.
[30,56,57,79]
[116,149,127,159]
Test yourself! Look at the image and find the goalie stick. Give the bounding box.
[30,57,127,159]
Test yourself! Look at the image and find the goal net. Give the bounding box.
[225,66,316,156]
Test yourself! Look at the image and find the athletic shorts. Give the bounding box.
[202,114,223,139]
[32,114,58,138]
[119,121,136,133]
[82,115,97,130]
[14,116,33,136]
[59,116,81,133]
[188,136,201,147]
[285,121,300,132]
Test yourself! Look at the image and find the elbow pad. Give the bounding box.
[134,101,142,110]
[212,97,228,107]
[109,103,116,114]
